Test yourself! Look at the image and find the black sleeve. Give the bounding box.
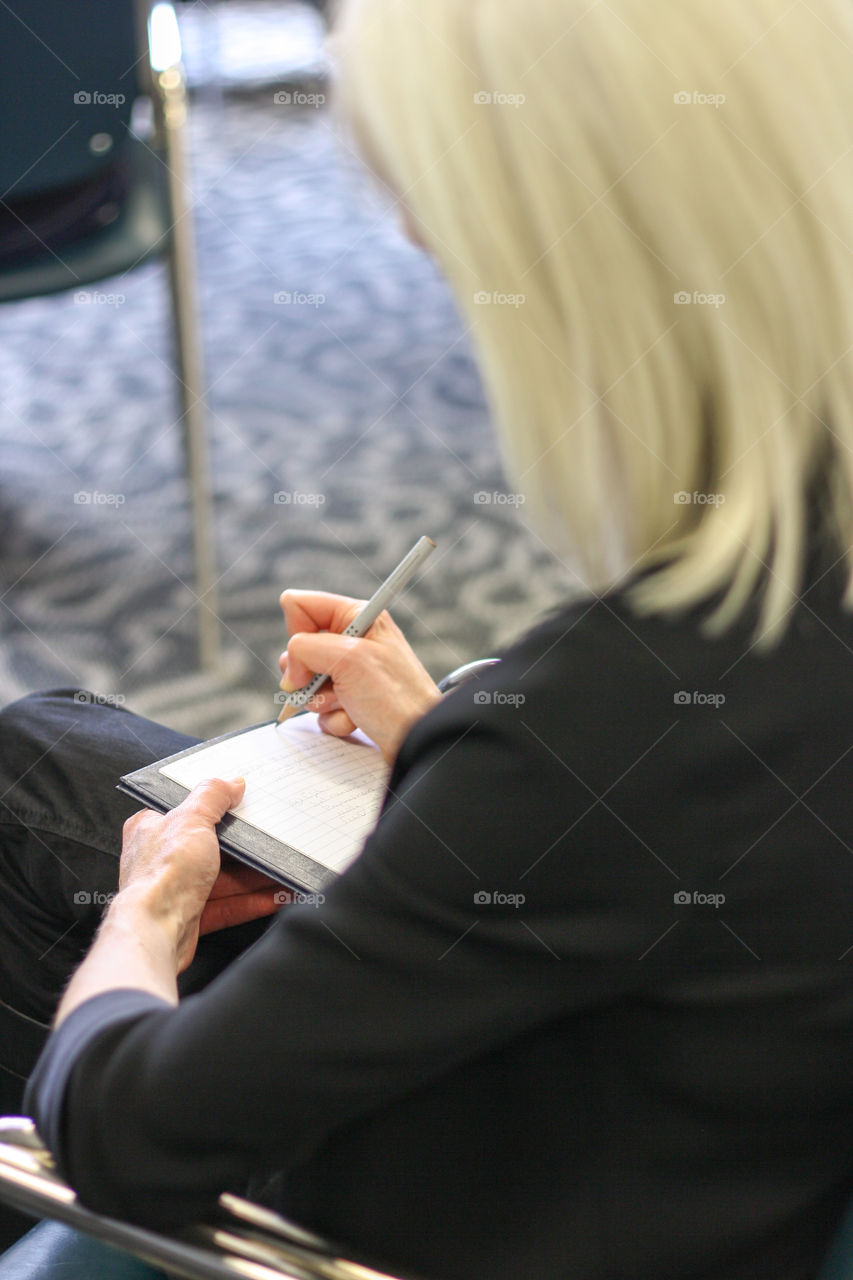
[25,691,654,1228]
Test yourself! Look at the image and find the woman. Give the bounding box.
[4,1,853,1277]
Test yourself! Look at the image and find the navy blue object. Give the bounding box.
[0,1,137,201]
[0,1,171,299]
[817,1199,853,1280]
[0,1220,168,1280]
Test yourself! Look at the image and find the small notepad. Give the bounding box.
[119,716,390,889]
[160,718,389,875]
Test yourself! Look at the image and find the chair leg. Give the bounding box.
[160,86,221,673]
[145,0,222,673]
[167,229,221,674]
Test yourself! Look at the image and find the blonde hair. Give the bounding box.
[331,0,853,642]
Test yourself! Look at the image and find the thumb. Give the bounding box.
[184,776,245,824]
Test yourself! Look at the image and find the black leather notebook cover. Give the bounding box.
[118,723,338,894]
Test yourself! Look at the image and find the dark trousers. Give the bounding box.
[0,689,270,1251]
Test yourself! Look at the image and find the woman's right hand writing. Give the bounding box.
[279,590,442,764]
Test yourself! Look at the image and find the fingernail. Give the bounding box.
[280,675,296,693]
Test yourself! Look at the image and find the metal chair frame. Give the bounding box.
[0,1117,418,1280]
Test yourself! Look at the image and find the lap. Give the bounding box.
[0,690,275,1252]
[0,689,198,1023]
[0,689,271,1083]
[0,687,198,864]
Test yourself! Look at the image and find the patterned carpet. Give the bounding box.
[0,4,572,739]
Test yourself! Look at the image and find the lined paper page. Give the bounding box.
[160,717,390,874]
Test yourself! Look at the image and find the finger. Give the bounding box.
[299,685,340,715]
[178,776,246,826]
[286,630,360,689]
[279,590,364,638]
[278,649,305,693]
[316,707,358,739]
[279,646,344,682]
[280,637,326,692]
[208,862,279,899]
[199,888,284,935]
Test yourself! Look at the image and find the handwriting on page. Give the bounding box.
[159,718,390,874]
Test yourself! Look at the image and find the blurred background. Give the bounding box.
[0,0,570,738]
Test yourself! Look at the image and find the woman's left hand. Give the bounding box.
[200,857,284,936]
[119,778,283,972]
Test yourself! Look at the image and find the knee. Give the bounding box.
[0,688,120,725]
[0,688,130,755]
[0,691,93,783]
[0,689,130,835]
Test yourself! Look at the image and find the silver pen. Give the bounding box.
[277,535,436,724]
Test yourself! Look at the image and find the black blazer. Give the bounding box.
[27,555,853,1280]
